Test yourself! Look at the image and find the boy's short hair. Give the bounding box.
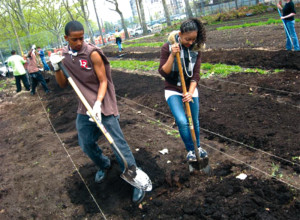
[65,21,84,36]
[11,50,16,55]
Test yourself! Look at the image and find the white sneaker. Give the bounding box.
[186,150,196,162]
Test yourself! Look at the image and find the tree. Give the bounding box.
[62,0,75,21]
[4,0,32,47]
[162,0,171,26]
[136,0,147,35]
[34,0,68,48]
[235,0,239,9]
[92,0,105,45]
[135,0,142,26]
[183,0,193,18]
[0,1,23,54]
[105,0,130,39]
[72,0,95,44]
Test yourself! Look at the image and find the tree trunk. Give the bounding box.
[4,2,23,55]
[138,0,147,35]
[7,0,31,47]
[135,0,142,26]
[92,0,105,45]
[15,0,30,36]
[235,0,239,9]
[162,0,171,26]
[62,0,75,20]
[106,0,129,39]
[79,0,95,44]
[184,0,193,18]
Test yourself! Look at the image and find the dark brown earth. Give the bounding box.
[0,11,299,220]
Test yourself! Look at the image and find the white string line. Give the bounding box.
[117,94,300,167]
[37,92,107,220]
[117,94,173,119]
[124,102,300,191]
[202,142,300,191]
[210,78,300,96]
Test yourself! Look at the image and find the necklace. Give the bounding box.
[178,40,193,78]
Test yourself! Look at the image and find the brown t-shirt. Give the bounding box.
[158,42,201,93]
[62,42,118,116]
[27,51,40,74]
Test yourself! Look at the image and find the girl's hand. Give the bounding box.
[182,92,193,103]
[171,43,180,56]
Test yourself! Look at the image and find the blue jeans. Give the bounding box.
[167,95,200,152]
[76,114,136,171]
[29,71,49,94]
[41,57,50,71]
[284,20,300,51]
[117,42,122,52]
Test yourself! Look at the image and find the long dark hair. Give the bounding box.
[180,18,206,48]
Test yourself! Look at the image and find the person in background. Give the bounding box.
[50,20,147,203]
[37,47,51,73]
[158,18,208,163]
[27,45,50,95]
[7,50,30,93]
[277,0,300,51]
[114,29,123,52]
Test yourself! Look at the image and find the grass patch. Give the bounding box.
[217,18,300,30]
[110,59,275,77]
[0,80,7,91]
[121,42,164,48]
[166,129,180,138]
[110,60,159,71]
[0,78,15,91]
[201,63,269,78]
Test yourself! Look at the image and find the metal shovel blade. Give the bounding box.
[121,165,152,191]
[188,157,211,175]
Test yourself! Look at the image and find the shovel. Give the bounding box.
[277,7,293,48]
[58,62,152,191]
[175,53,210,174]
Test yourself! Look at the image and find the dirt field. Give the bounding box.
[0,12,299,220]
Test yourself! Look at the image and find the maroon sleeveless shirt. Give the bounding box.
[62,42,119,116]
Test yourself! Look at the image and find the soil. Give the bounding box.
[0,11,299,220]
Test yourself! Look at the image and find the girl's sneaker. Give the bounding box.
[198,147,208,158]
[186,150,196,162]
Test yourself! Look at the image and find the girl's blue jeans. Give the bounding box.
[284,20,300,51]
[167,95,200,152]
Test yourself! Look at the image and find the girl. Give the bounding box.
[158,18,207,162]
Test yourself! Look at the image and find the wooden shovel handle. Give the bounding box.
[175,53,201,163]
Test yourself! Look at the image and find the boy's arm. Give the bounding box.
[90,51,107,103]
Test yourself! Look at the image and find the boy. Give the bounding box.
[50,21,147,203]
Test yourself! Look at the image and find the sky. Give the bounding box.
[88,0,133,24]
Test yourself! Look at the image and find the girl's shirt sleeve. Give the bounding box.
[158,43,170,78]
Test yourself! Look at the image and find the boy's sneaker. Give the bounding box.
[95,164,110,183]
[95,170,106,183]
[186,150,196,162]
[132,187,145,203]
